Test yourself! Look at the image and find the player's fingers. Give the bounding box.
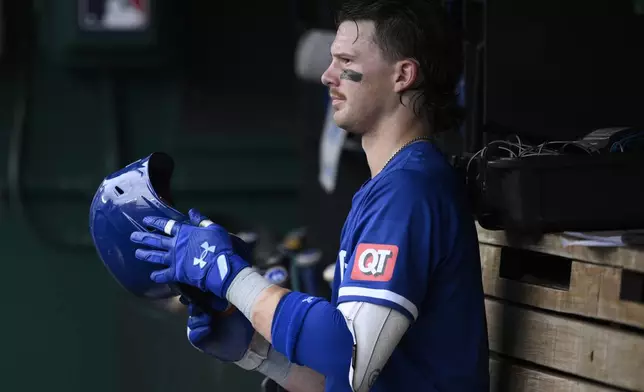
[188,208,228,232]
[187,324,211,345]
[130,231,173,250]
[150,268,174,284]
[142,216,181,236]
[135,249,169,265]
[189,208,214,227]
[187,312,212,329]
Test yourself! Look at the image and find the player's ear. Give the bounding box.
[392,59,420,94]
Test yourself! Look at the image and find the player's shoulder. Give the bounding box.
[358,168,441,224]
[371,159,459,203]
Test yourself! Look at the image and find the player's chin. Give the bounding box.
[332,108,350,128]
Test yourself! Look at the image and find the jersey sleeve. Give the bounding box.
[337,171,440,322]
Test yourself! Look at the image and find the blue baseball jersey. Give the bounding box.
[328,141,489,391]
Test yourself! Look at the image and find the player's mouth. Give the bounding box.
[330,89,345,102]
[330,95,345,107]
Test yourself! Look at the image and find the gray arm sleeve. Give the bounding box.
[337,301,411,392]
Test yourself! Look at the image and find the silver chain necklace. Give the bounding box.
[382,136,432,169]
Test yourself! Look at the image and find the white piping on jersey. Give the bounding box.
[338,286,419,320]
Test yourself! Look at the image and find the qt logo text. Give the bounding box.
[350,243,399,282]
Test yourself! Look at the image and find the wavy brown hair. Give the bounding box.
[336,0,464,132]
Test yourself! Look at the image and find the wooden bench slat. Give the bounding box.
[485,298,644,391]
[476,223,644,273]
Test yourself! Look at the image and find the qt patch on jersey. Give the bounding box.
[350,243,398,282]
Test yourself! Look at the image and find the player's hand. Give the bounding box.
[182,296,255,363]
[129,208,251,298]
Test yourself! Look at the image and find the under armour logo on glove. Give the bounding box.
[129,208,251,298]
[194,242,216,269]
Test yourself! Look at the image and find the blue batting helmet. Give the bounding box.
[89,152,186,299]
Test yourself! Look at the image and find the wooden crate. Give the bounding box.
[477,223,644,274]
[478,224,644,392]
[489,357,620,392]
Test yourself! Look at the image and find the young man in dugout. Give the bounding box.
[128,1,490,391]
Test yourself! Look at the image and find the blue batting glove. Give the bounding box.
[129,208,251,299]
[181,296,255,363]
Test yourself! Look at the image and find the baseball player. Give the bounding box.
[129,0,489,390]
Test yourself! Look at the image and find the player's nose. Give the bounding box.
[321,63,339,87]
